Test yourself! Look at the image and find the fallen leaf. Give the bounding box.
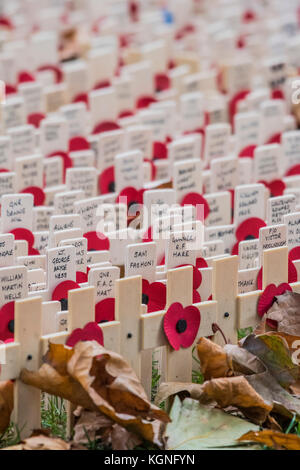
[239,429,300,450]
[267,291,300,336]
[0,381,14,434]
[224,344,265,376]
[3,434,70,450]
[202,376,272,424]
[243,334,299,387]
[154,382,210,408]
[197,337,233,380]
[21,341,169,446]
[165,396,260,450]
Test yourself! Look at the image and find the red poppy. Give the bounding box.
[21,186,45,206]
[73,93,89,108]
[0,302,15,342]
[238,145,256,158]
[142,279,166,313]
[163,302,200,350]
[257,283,292,318]
[99,166,115,194]
[196,257,208,269]
[10,228,35,248]
[181,193,210,220]
[92,121,120,135]
[6,84,17,95]
[66,322,104,348]
[257,261,297,290]
[267,133,282,145]
[272,89,285,100]
[289,247,300,262]
[37,64,63,84]
[0,168,9,173]
[69,136,90,152]
[229,90,250,125]
[18,71,35,84]
[285,164,300,177]
[259,179,286,197]
[93,80,111,91]
[52,280,80,311]
[84,231,110,252]
[95,298,115,323]
[116,187,144,208]
[177,265,202,303]
[155,73,170,93]
[118,110,134,119]
[47,151,73,178]
[136,96,157,109]
[76,271,88,283]
[28,112,46,128]
[153,141,168,159]
[235,217,266,242]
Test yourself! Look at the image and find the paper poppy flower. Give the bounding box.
[238,145,256,158]
[116,187,144,208]
[76,271,88,283]
[28,112,46,128]
[267,133,282,145]
[181,193,210,220]
[235,217,266,242]
[10,228,35,249]
[84,231,110,252]
[153,141,168,159]
[66,322,104,348]
[259,179,286,197]
[289,247,300,262]
[21,186,45,206]
[285,164,300,177]
[37,64,63,84]
[0,302,15,342]
[272,89,285,100]
[69,136,90,152]
[5,84,17,95]
[73,92,89,107]
[118,110,134,119]
[142,279,166,313]
[52,280,80,311]
[93,80,111,91]
[95,298,115,323]
[257,283,292,318]
[257,260,297,290]
[196,257,208,269]
[99,166,115,194]
[163,302,200,351]
[47,151,73,178]
[136,96,157,109]
[18,71,35,84]
[92,121,121,135]
[229,90,250,124]
[155,73,170,93]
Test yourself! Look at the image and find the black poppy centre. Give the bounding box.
[176,318,188,334]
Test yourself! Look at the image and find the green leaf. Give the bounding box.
[165,397,260,450]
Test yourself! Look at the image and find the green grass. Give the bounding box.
[238,327,253,341]
[41,394,67,440]
[0,423,22,449]
[192,346,204,384]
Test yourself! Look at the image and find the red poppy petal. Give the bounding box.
[193,290,201,303]
[267,133,282,145]
[37,65,63,84]
[76,271,88,283]
[289,247,300,262]
[231,241,239,255]
[66,322,104,348]
[238,145,256,158]
[147,282,166,313]
[52,280,80,302]
[28,247,40,256]
[268,180,286,197]
[136,96,157,109]
[153,141,168,159]
[289,259,298,283]
[142,279,150,295]
[6,84,17,95]
[69,136,90,152]
[179,305,201,348]
[73,93,89,107]
[118,110,134,119]
[163,303,186,350]
[0,168,9,173]
[229,90,250,125]
[92,121,121,135]
[272,89,285,100]
[95,298,115,323]
[93,80,111,91]
[286,164,300,177]
[181,193,210,220]
[21,187,45,206]
[163,303,200,350]
[0,302,15,341]
[236,217,266,242]
[28,112,46,128]
[258,284,277,317]
[155,73,170,92]
[18,71,35,84]
[10,228,34,247]
[116,187,142,206]
[196,257,208,269]
[276,283,292,296]
[177,265,202,290]
[99,166,115,194]
[84,231,110,251]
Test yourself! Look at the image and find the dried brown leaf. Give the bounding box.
[197,337,233,380]
[3,434,70,450]
[239,429,300,450]
[267,291,300,336]
[0,381,14,434]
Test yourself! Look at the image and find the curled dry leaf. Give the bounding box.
[73,410,142,450]
[239,429,300,450]
[197,337,233,380]
[3,434,70,450]
[21,341,169,446]
[267,291,300,336]
[154,382,210,408]
[202,376,272,425]
[0,381,14,434]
